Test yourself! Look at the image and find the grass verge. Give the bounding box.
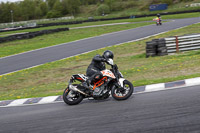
[0,23,200,101]
[0,22,153,57]
[0,13,199,57]
[1,12,199,36]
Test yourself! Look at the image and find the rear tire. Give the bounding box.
[63,85,84,105]
[111,80,134,100]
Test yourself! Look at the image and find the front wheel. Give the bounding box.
[111,80,134,100]
[63,85,84,105]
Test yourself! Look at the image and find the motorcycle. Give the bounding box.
[63,59,134,105]
[156,19,162,26]
[153,18,162,26]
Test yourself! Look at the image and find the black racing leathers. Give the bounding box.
[86,55,106,82]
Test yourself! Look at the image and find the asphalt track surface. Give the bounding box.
[0,17,200,75]
[0,85,200,133]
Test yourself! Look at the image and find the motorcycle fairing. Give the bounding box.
[101,69,116,79]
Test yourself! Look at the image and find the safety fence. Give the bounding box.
[0,27,69,43]
[146,33,200,57]
[165,34,200,53]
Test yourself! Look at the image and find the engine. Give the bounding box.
[93,84,106,96]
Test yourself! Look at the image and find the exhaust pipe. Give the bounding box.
[69,85,88,96]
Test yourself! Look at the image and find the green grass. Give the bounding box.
[0,22,153,57]
[0,23,200,101]
[1,12,199,37]
[74,12,200,25]
[0,12,199,58]
[97,6,200,19]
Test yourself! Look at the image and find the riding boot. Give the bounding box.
[82,79,91,89]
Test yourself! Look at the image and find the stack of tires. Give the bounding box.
[156,38,168,56]
[146,38,168,58]
[146,41,157,57]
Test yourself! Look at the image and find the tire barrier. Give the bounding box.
[146,38,168,58]
[0,21,80,33]
[146,33,200,57]
[0,27,69,43]
[37,21,82,27]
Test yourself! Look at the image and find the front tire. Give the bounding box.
[63,85,84,105]
[111,80,134,100]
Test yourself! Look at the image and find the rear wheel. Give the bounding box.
[63,85,84,105]
[111,80,133,100]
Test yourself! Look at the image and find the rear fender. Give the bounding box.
[72,74,88,82]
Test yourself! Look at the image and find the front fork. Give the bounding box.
[118,78,125,88]
[113,78,125,92]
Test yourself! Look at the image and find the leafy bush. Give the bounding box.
[111,2,123,11]
[46,10,62,18]
[161,0,173,5]
[96,4,110,16]
[179,0,193,1]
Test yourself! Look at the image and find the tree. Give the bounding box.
[0,2,14,23]
[35,7,42,19]
[68,0,81,16]
[161,0,173,5]
[61,0,70,15]
[47,0,57,10]
[46,10,62,18]
[80,0,98,5]
[40,2,48,16]
[53,0,63,14]
[105,0,115,11]
[96,4,110,15]
[19,0,36,20]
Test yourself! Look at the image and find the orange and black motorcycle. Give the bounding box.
[63,59,134,105]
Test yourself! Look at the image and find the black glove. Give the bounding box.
[102,58,107,62]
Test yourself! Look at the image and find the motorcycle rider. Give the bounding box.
[156,13,162,23]
[82,50,114,89]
